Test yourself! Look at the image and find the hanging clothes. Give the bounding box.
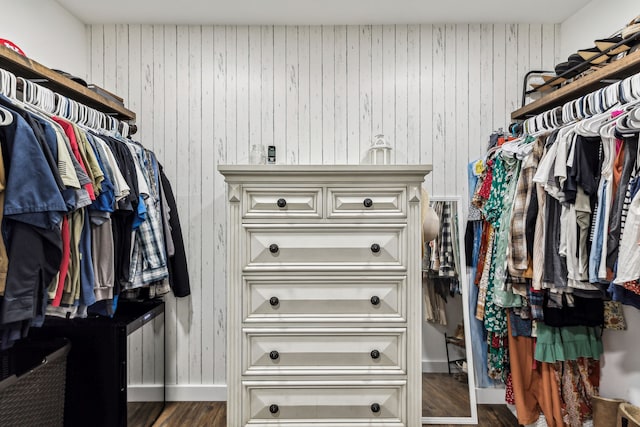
[0,79,191,348]
[422,200,462,326]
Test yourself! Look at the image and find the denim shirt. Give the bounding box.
[0,100,66,231]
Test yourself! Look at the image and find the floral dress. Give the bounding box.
[482,154,520,380]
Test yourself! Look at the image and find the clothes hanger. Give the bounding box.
[0,69,9,97]
[596,99,640,140]
[86,107,96,130]
[54,93,67,117]
[98,111,107,132]
[70,99,79,123]
[526,105,569,137]
[615,101,640,135]
[16,78,60,119]
[0,69,16,125]
[35,84,56,114]
[79,104,88,126]
[575,103,621,136]
[631,74,640,100]
[0,103,13,126]
[0,68,17,101]
[629,105,640,128]
[119,121,129,138]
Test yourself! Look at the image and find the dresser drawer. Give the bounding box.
[244,328,405,375]
[244,276,406,323]
[244,381,405,425]
[243,187,322,219]
[245,225,406,271]
[327,187,406,219]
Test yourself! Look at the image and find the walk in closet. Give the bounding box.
[2,1,640,426]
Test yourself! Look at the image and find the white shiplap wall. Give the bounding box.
[89,23,558,400]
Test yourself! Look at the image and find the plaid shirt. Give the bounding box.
[508,137,544,278]
[127,145,169,288]
[438,202,456,277]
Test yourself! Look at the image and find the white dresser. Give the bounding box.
[218,165,432,427]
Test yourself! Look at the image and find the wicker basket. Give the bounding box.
[0,338,70,427]
[618,402,640,427]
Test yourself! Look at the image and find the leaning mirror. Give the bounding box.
[421,196,478,424]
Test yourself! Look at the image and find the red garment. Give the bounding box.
[477,159,494,200]
[474,222,492,286]
[52,216,70,307]
[505,373,516,404]
[497,136,517,147]
[606,139,626,281]
[554,358,600,427]
[52,117,95,200]
[623,280,640,296]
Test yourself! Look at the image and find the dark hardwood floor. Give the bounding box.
[423,372,472,417]
[150,401,226,427]
[136,373,517,427]
[127,365,520,426]
[142,397,518,427]
[422,372,518,426]
[128,402,165,426]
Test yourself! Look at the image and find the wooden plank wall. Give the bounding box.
[89,23,557,399]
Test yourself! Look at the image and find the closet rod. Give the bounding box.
[10,77,138,136]
[512,48,640,120]
[0,44,135,121]
[0,68,134,137]
[520,68,640,135]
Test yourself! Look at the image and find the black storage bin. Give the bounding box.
[0,337,71,427]
[30,300,165,427]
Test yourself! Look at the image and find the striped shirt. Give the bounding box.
[508,137,544,278]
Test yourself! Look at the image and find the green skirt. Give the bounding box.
[534,323,603,363]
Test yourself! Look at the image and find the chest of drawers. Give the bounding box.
[218,165,431,427]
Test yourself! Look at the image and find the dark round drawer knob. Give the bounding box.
[371,403,381,413]
[269,350,280,360]
[370,243,381,253]
[277,198,287,208]
[370,295,380,306]
[269,404,279,414]
[269,244,279,254]
[370,349,380,359]
[269,296,279,306]
[363,198,373,208]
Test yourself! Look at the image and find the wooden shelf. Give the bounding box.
[0,45,135,121]
[512,49,640,120]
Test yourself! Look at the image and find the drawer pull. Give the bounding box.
[269,404,279,414]
[269,350,280,360]
[370,349,380,359]
[269,296,279,306]
[277,198,287,208]
[370,295,380,306]
[363,198,373,208]
[370,243,381,253]
[371,403,381,413]
[269,244,279,254]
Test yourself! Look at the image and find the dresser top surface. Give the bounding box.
[218,164,432,180]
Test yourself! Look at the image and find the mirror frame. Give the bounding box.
[421,195,478,425]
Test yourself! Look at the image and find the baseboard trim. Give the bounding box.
[128,385,164,402]
[165,384,227,401]
[476,386,506,404]
[421,360,450,373]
